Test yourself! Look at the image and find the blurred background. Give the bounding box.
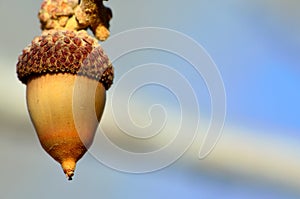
[1,0,300,198]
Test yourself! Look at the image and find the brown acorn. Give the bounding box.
[16,29,113,180]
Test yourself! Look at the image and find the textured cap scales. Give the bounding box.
[17,30,113,89]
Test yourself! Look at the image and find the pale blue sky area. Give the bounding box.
[107,0,300,133]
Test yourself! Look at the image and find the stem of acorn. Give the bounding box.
[39,0,112,41]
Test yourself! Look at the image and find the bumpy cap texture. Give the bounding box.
[17,30,113,89]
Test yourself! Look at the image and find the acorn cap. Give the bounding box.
[16,29,113,89]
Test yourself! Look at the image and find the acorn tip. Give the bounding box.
[66,171,74,181]
[61,158,76,181]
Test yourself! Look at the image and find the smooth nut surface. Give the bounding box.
[26,73,106,179]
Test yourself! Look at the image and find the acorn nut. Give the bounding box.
[16,29,114,180]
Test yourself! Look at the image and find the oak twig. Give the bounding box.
[39,0,112,41]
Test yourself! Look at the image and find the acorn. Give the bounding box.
[16,29,113,180]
